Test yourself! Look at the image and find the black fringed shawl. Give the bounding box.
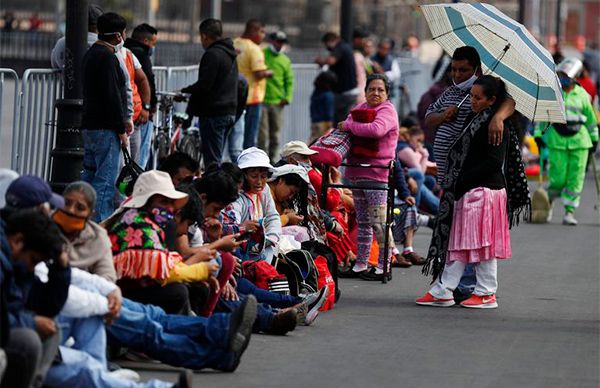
[422,109,531,281]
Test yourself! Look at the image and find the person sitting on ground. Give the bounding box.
[396,125,440,215]
[0,210,67,388]
[105,170,218,314]
[337,73,399,281]
[221,148,282,264]
[158,151,200,187]
[278,141,356,264]
[268,164,311,243]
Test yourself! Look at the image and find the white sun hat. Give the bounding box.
[121,170,188,210]
[268,164,310,183]
[237,147,274,171]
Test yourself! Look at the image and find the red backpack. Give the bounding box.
[314,255,336,311]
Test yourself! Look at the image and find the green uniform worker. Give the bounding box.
[534,58,598,225]
[258,31,294,161]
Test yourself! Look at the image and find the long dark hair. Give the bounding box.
[473,75,507,112]
[272,173,309,221]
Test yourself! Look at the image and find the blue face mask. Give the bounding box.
[559,76,573,89]
[150,207,174,229]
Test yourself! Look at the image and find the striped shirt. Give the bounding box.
[426,85,472,183]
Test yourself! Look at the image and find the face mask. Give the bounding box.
[453,67,479,90]
[269,44,280,53]
[114,34,124,52]
[559,76,573,89]
[52,209,87,234]
[148,46,155,56]
[150,207,175,229]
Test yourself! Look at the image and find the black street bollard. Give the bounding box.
[50,0,88,192]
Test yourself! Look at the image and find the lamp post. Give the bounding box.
[340,0,352,43]
[49,0,88,192]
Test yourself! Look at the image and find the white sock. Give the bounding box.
[403,246,414,254]
[374,267,384,275]
[353,262,368,272]
[417,214,430,227]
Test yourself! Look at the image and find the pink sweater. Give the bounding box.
[344,100,399,183]
[397,145,429,173]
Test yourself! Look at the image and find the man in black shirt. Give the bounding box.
[81,12,133,222]
[182,18,238,167]
[315,32,358,122]
[125,23,158,168]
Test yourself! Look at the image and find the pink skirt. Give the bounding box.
[447,187,511,263]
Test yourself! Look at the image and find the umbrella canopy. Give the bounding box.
[421,2,566,123]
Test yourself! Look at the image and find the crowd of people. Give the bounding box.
[0,3,598,387]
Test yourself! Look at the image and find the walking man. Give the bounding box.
[258,31,294,160]
[182,18,238,167]
[234,19,273,149]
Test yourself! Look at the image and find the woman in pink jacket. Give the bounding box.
[337,74,399,281]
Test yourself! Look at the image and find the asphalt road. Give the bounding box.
[135,175,600,388]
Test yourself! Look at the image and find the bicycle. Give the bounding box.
[150,91,202,169]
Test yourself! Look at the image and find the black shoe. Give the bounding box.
[338,266,367,278]
[266,307,298,335]
[359,268,387,281]
[173,370,192,388]
[223,295,257,372]
[335,287,341,303]
[453,289,472,304]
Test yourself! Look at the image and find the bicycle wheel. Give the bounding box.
[154,131,170,165]
[179,134,202,163]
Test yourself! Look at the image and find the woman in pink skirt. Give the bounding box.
[417,75,530,309]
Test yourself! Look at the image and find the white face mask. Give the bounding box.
[453,67,479,90]
[114,33,124,52]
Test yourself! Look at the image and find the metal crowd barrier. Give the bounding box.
[0,69,20,167]
[165,65,199,92]
[11,69,62,179]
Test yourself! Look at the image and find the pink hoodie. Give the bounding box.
[344,100,399,183]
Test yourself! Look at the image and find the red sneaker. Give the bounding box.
[415,292,455,307]
[460,294,498,309]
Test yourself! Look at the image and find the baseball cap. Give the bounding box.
[281,141,318,158]
[5,175,64,210]
[270,31,288,42]
[237,147,274,170]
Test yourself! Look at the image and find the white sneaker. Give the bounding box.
[562,212,578,226]
[108,368,141,382]
[546,206,553,223]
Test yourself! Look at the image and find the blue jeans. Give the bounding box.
[226,112,245,162]
[45,346,172,388]
[106,298,233,370]
[237,278,302,309]
[56,315,106,367]
[456,264,476,297]
[81,129,121,222]
[408,168,439,215]
[131,120,153,170]
[199,115,236,167]
[216,294,273,333]
[243,104,262,149]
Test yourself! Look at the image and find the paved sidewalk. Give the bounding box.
[139,176,600,388]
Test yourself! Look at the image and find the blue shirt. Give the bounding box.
[310,90,334,123]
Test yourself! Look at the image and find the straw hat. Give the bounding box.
[237,147,274,170]
[121,170,188,210]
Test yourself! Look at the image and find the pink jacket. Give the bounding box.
[397,145,429,173]
[344,100,399,183]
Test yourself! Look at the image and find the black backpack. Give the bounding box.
[301,240,339,300]
[285,250,319,295]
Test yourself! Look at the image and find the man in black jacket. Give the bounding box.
[182,18,238,167]
[81,12,132,222]
[125,23,158,169]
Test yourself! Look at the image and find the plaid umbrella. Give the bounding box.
[421,2,566,123]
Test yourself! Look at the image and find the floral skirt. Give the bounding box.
[447,187,511,263]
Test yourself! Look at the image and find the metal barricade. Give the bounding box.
[281,64,320,147]
[0,69,19,168]
[12,69,63,179]
[166,65,199,92]
[153,66,169,94]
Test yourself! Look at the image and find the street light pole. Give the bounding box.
[340,0,352,43]
[49,0,88,191]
